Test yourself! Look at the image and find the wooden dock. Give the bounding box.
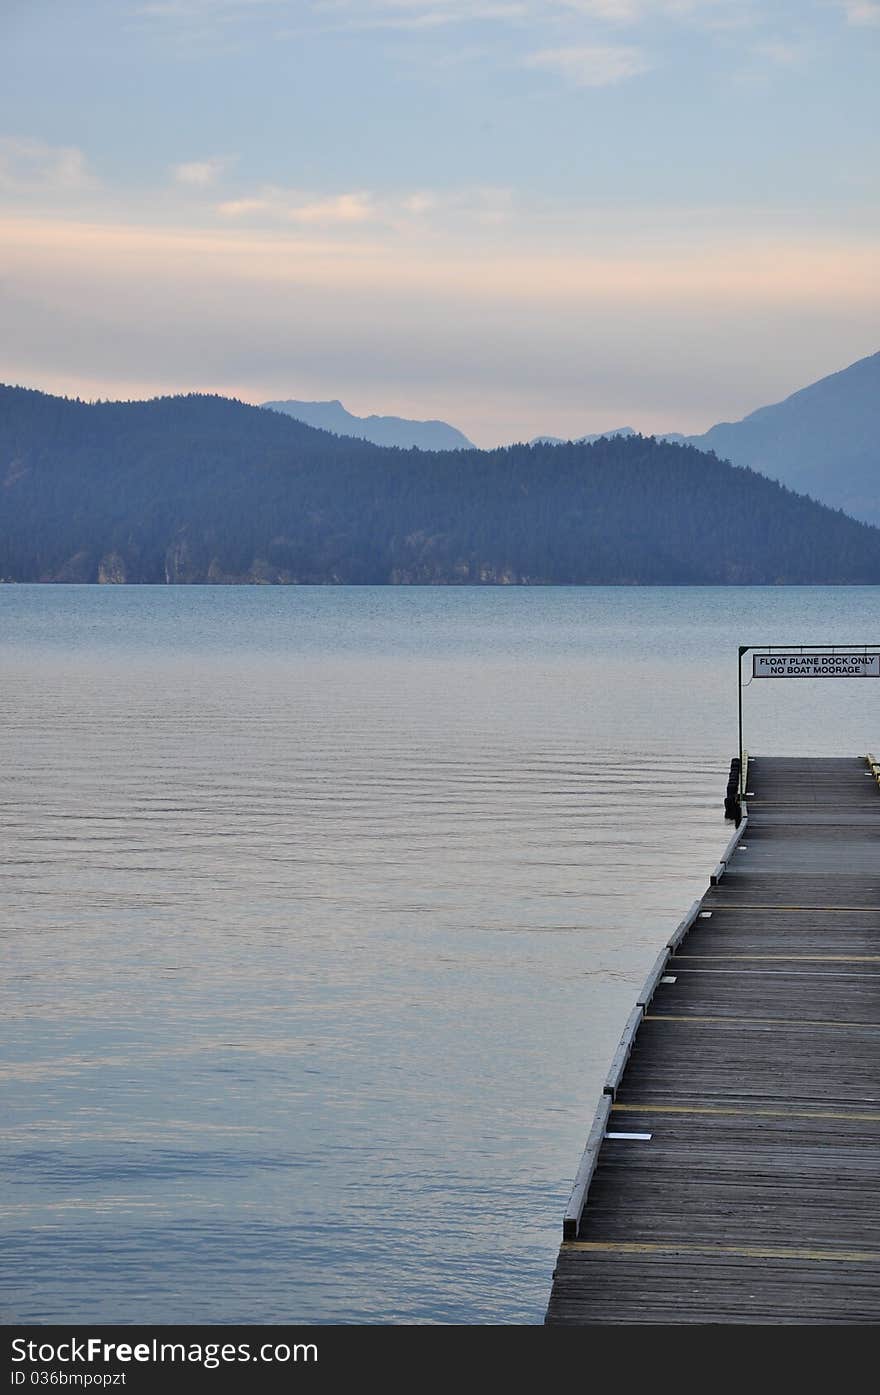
[545,755,880,1324]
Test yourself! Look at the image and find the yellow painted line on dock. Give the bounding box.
[612,1102,880,1123]
[704,904,880,913]
[643,1014,879,1029]
[674,954,880,962]
[741,803,875,814]
[560,1241,880,1264]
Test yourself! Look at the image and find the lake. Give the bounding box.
[2,585,879,1324]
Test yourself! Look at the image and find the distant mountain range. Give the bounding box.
[680,351,880,526]
[530,427,636,447]
[262,398,473,451]
[3,385,880,586]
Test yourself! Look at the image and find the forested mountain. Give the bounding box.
[3,384,880,585]
[683,351,880,525]
[262,397,473,450]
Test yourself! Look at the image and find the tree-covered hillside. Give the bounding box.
[2,385,879,585]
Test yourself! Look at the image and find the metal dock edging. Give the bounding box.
[666,899,703,952]
[558,798,752,1242]
[710,808,749,884]
[635,948,672,1010]
[562,1094,613,1241]
[602,1005,645,1100]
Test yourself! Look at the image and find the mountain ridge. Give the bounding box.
[681,350,880,524]
[262,397,473,451]
[529,427,636,447]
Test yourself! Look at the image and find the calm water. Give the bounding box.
[3,586,879,1325]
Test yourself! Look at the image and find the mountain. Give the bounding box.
[3,385,880,585]
[262,397,473,450]
[684,352,880,525]
[530,426,636,447]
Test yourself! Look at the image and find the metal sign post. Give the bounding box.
[737,645,880,803]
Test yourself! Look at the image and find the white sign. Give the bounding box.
[752,653,880,678]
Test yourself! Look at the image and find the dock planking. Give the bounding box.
[545,756,880,1324]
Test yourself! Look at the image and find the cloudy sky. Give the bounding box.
[1,0,878,445]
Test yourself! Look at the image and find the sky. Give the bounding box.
[1,0,878,446]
